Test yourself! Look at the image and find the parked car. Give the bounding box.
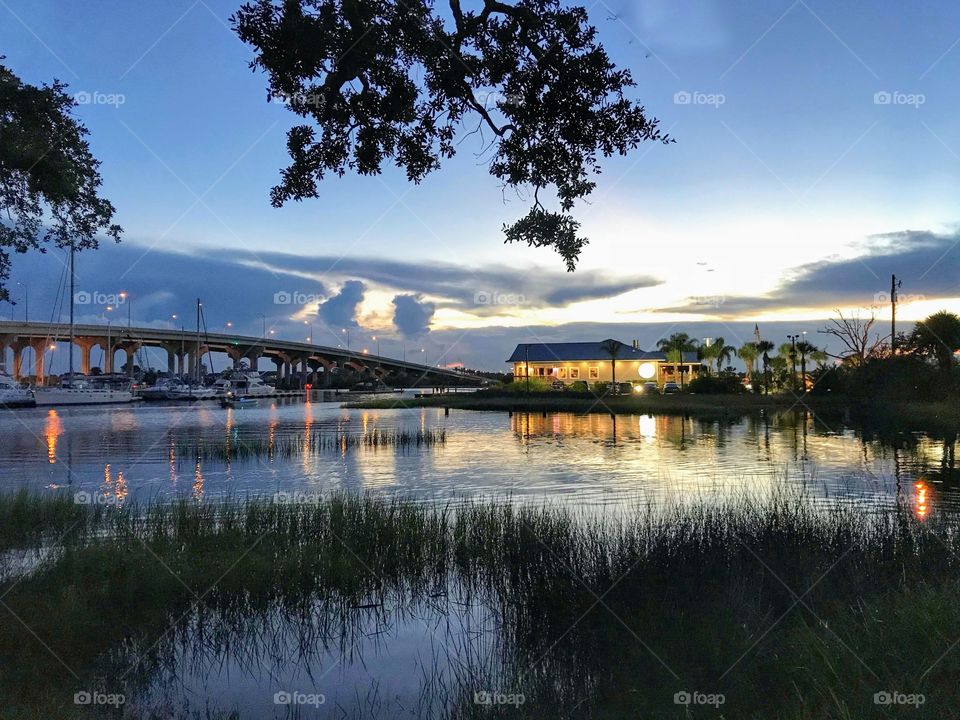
[617,382,634,395]
[641,382,659,394]
[550,379,565,391]
[662,382,681,394]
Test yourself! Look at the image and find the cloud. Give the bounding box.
[658,229,960,317]
[318,280,365,328]
[247,250,661,310]
[392,294,435,337]
[544,282,651,305]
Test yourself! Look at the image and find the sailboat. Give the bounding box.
[34,246,134,406]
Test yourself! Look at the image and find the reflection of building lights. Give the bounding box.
[915,480,930,519]
[638,414,656,439]
[44,410,62,463]
[638,362,656,379]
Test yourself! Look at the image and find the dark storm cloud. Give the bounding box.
[249,250,661,309]
[3,241,322,333]
[658,230,960,317]
[392,295,435,337]
[544,282,647,305]
[317,280,365,328]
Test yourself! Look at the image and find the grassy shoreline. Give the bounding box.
[346,390,960,429]
[3,490,960,718]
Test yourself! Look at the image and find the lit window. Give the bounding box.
[569,368,580,379]
[589,366,599,380]
[558,368,566,379]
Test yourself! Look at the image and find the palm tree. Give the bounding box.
[779,342,799,391]
[755,340,775,394]
[712,338,735,374]
[909,311,960,372]
[599,338,622,390]
[657,333,698,388]
[795,340,817,391]
[698,342,715,375]
[737,342,759,381]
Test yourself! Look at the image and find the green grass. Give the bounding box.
[176,428,447,463]
[2,491,960,718]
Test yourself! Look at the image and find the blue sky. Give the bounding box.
[3,0,960,369]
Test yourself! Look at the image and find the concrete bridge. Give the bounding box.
[0,321,480,387]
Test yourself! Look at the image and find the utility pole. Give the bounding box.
[890,274,896,354]
[787,334,799,392]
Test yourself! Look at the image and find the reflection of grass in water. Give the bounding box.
[2,491,960,718]
[177,428,447,463]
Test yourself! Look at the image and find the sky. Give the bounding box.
[2,0,960,370]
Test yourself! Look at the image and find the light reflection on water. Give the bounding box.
[8,399,958,717]
[5,399,960,516]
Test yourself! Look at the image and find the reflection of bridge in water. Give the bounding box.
[0,321,480,387]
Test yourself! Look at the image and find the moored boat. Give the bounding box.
[34,375,133,406]
[0,372,35,408]
[213,371,274,398]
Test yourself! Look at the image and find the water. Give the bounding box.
[4,398,958,718]
[1,398,956,515]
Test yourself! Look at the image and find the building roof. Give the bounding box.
[506,341,699,364]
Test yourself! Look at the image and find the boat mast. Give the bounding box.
[69,244,75,379]
[195,298,201,384]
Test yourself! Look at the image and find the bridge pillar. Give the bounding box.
[314,357,337,387]
[0,335,14,374]
[225,346,244,370]
[159,343,181,375]
[11,341,27,380]
[188,345,209,380]
[306,359,322,386]
[29,339,47,384]
[120,343,141,376]
[75,338,97,375]
[244,347,263,373]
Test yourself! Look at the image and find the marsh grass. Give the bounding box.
[2,490,960,718]
[175,428,447,464]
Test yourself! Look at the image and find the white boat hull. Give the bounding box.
[168,389,218,401]
[34,388,133,406]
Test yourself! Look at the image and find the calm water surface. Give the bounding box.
[0,397,954,515]
[4,398,957,718]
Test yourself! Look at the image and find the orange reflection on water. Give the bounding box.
[914,480,932,520]
[193,458,204,500]
[44,410,62,464]
[168,439,178,486]
[102,464,128,504]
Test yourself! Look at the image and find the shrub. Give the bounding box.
[809,356,947,401]
[500,377,553,392]
[568,380,589,392]
[687,375,745,394]
[591,381,611,395]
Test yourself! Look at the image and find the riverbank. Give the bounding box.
[2,490,959,718]
[345,390,960,430]
[344,391,960,436]
[347,389,807,415]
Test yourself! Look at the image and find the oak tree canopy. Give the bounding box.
[232,0,671,270]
